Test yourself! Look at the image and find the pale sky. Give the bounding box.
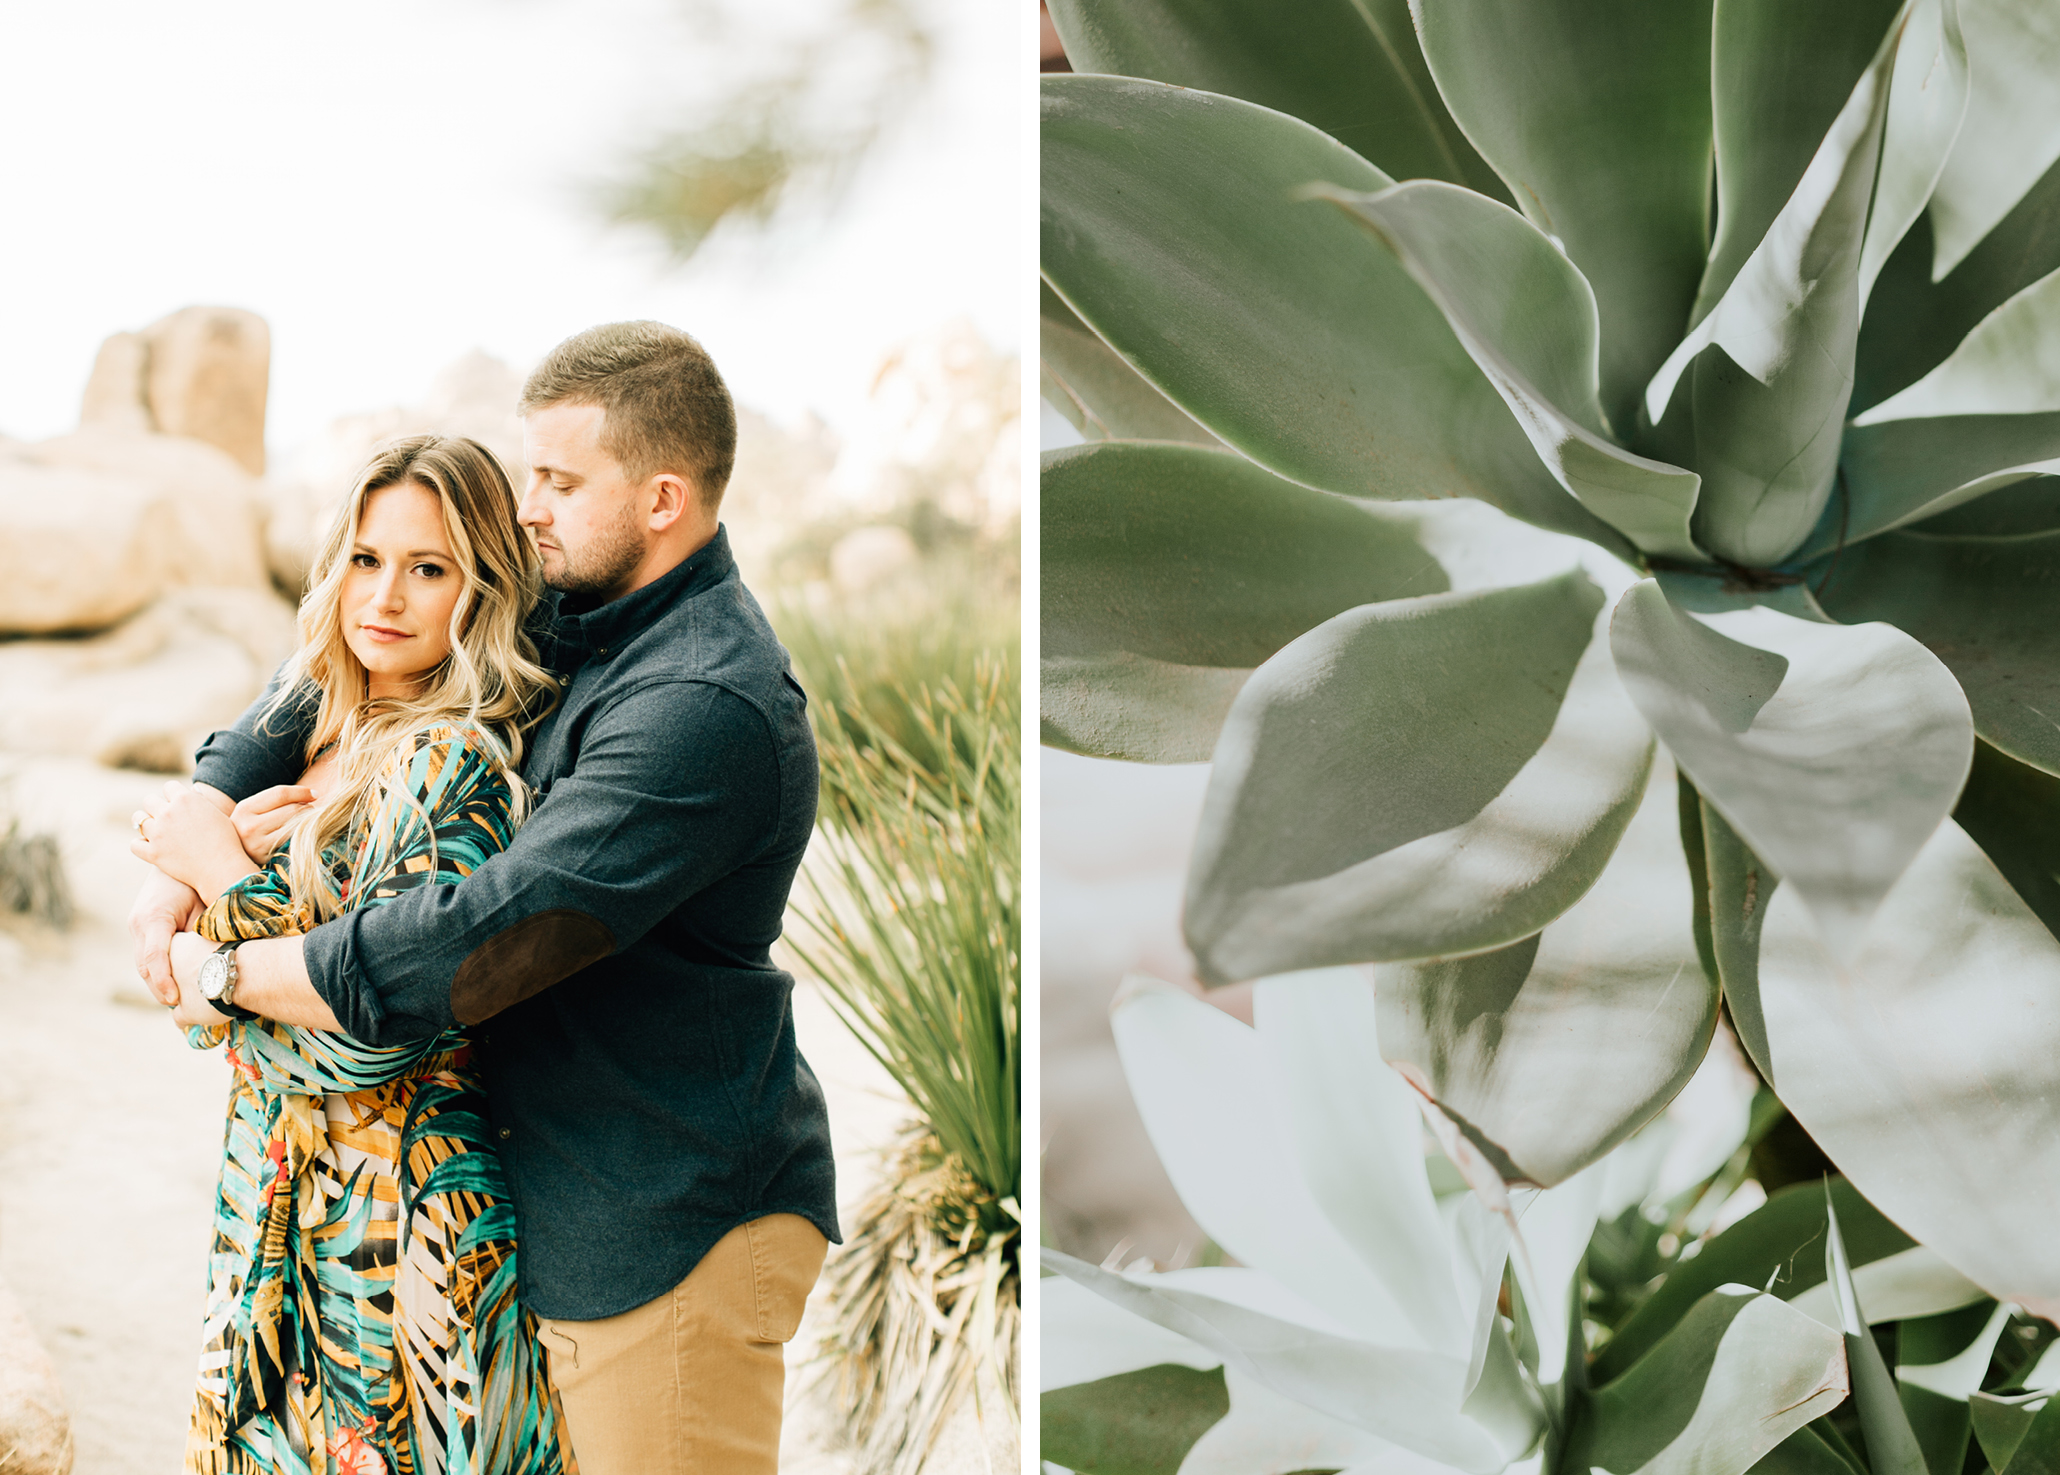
[0,0,1023,456]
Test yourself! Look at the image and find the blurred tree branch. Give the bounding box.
[600,0,934,262]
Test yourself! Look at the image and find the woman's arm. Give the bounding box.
[130,782,264,903]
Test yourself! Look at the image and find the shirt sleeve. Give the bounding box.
[191,661,320,801]
[191,724,518,1083]
[301,679,783,1045]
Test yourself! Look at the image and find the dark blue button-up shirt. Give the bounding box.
[192,528,838,1319]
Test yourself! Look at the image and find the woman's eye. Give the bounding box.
[414,563,446,579]
[350,553,379,569]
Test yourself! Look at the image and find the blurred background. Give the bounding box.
[0,2,1021,1470]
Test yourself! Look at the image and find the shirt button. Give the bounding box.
[498,1128,512,1140]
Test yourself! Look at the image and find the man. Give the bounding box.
[130,321,838,1473]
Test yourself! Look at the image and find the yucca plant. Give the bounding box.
[1042,0,2060,1469]
[791,660,1021,1474]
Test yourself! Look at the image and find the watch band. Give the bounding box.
[209,941,259,1021]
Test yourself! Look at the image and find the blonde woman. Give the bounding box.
[131,435,573,1474]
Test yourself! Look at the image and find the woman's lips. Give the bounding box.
[359,625,412,643]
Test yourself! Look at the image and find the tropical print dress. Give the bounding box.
[183,724,574,1475]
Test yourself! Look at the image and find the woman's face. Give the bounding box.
[341,480,464,698]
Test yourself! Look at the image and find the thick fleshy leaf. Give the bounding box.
[1751,1428,1866,1475]
[1810,409,2060,548]
[1592,1175,1914,1385]
[1043,0,1507,201]
[1177,1367,1416,1475]
[1040,76,1633,555]
[1696,0,1905,326]
[1785,1246,1988,1329]
[1898,1300,2012,1399]
[1816,528,2060,775]
[1507,1168,1605,1397]
[1854,155,2060,414]
[1039,1254,1525,1475]
[1109,976,1430,1345]
[1318,181,1702,560]
[1560,1286,1848,1475]
[1187,572,1654,982]
[1251,972,1468,1359]
[1857,0,1969,307]
[1646,9,1904,567]
[1971,1390,2057,1472]
[1858,265,2060,422]
[1377,762,1716,1188]
[1718,816,2060,1318]
[1040,441,1450,762]
[1824,1194,1930,1475]
[1924,0,2060,277]
[1042,1363,1230,1475]
[1408,0,1714,433]
[1610,581,1972,958]
[1040,279,1221,445]
[1044,1275,1224,1392]
[1954,739,2060,939]
[1908,475,2060,536]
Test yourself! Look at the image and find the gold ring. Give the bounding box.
[134,813,147,838]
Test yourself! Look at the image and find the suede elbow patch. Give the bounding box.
[450,909,617,1024]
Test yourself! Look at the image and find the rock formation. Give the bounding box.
[76,307,270,476]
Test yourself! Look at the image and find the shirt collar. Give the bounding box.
[548,525,735,656]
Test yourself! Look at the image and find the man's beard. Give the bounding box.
[543,500,646,596]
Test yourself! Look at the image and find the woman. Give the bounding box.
[130,435,573,1475]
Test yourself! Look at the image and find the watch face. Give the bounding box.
[200,952,228,1001]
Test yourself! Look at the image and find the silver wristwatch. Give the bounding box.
[198,941,256,1020]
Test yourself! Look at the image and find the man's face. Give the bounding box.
[519,401,650,599]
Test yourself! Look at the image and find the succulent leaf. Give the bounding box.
[1039,75,1636,556]
[1406,0,1716,434]
[1186,571,1654,982]
[1375,762,1717,1190]
[1953,738,2060,939]
[1816,409,2060,547]
[1816,527,2060,775]
[1649,6,1906,566]
[1043,0,1508,203]
[1855,155,2060,415]
[1609,581,1973,960]
[1559,1286,1849,1475]
[1039,279,1221,445]
[1857,264,2060,421]
[1318,180,1703,561]
[1858,0,1970,308]
[1924,0,2060,278]
[1697,0,1904,326]
[1039,440,1450,762]
[1717,816,2060,1318]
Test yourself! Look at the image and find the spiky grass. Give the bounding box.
[789,660,1020,1471]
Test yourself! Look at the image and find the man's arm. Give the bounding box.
[300,679,790,1045]
[168,930,342,1030]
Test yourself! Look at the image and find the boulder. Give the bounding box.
[0,430,272,634]
[76,331,153,434]
[142,306,269,476]
[0,1269,73,1475]
[0,587,298,772]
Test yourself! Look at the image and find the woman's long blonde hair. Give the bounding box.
[261,435,560,922]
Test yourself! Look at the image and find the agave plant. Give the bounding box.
[1041,973,2060,1474]
[1042,0,2060,1349]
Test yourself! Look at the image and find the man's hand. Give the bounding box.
[129,867,204,1006]
[230,785,317,859]
[167,930,228,1029]
[131,781,262,902]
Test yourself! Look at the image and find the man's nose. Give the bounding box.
[517,480,549,526]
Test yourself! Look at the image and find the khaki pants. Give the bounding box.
[536,1213,829,1474]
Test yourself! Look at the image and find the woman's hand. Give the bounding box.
[231,785,317,859]
[130,782,261,903]
[167,930,230,1029]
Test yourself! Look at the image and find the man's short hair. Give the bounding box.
[519,321,738,510]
